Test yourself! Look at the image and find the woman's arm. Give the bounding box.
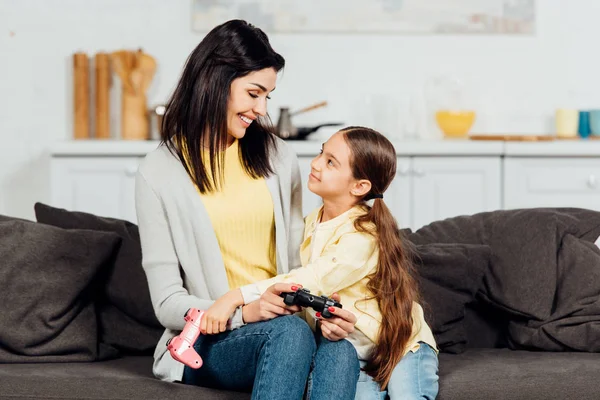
[135,170,217,331]
[200,282,302,334]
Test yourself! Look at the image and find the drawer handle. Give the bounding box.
[397,165,410,176]
[588,175,597,189]
[125,166,138,177]
[412,167,425,177]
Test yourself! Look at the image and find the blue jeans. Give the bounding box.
[305,333,360,400]
[182,315,315,399]
[355,342,439,400]
[181,316,359,400]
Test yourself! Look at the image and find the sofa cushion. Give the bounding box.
[0,356,249,399]
[438,349,600,400]
[34,203,164,354]
[507,234,600,352]
[409,207,600,246]
[0,219,121,362]
[415,243,490,353]
[409,208,600,324]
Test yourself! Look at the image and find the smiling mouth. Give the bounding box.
[309,173,320,182]
[239,114,253,125]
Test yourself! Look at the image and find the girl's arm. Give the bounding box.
[201,282,301,334]
[239,231,378,304]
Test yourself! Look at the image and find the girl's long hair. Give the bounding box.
[161,19,285,192]
[341,126,418,389]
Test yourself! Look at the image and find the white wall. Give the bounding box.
[1,0,598,219]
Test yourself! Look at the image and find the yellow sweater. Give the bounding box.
[241,205,437,359]
[195,140,277,289]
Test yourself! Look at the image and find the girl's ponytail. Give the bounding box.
[355,197,417,389]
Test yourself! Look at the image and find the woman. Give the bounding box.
[135,19,359,399]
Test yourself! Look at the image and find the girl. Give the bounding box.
[204,126,440,399]
[136,19,359,400]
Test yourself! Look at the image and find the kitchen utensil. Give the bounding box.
[589,110,600,136]
[579,111,591,138]
[149,104,166,140]
[95,52,111,139]
[275,101,341,140]
[555,109,579,138]
[469,134,554,141]
[276,107,296,139]
[73,52,90,139]
[435,110,476,138]
[291,123,344,140]
[291,101,328,116]
[110,50,135,94]
[111,49,156,140]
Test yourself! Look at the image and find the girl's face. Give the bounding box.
[308,131,371,203]
[226,68,277,142]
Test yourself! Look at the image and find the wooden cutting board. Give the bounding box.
[469,134,555,141]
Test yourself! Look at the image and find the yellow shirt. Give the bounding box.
[194,140,277,289]
[241,205,437,359]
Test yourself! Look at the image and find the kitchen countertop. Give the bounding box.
[49,138,600,157]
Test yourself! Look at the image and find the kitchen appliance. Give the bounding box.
[275,101,343,140]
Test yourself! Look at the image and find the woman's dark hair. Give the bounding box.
[341,126,418,389]
[161,19,285,192]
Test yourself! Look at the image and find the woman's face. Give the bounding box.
[226,67,277,141]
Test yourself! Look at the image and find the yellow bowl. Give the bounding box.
[435,110,476,138]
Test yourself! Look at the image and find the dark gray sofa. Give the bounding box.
[2,205,600,400]
[3,303,600,399]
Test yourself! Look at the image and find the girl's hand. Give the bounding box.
[316,293,357,341]
[242,283,303,323]
[200,290,244,335]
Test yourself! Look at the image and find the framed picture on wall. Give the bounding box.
[192,0,535,34]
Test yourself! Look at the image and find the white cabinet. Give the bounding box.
[48,140,600,233]
[386,157,412,228]
[297,155,502,231]
[389,157,502,230]
[51,157,141,222]
[504,157,600,210]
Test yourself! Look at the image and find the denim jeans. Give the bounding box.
[355,342,439,400]
[305,333,360,400]
[182,315,316,400]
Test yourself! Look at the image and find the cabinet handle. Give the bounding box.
[587,174,597,189]
[125,165,138,177]
[412,167,425,177]
[397,165,410,176]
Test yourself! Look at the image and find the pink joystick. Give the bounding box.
[166,308,204,369]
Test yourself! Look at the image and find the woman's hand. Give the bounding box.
[242,283,303,324]
[316,293,357,341]
[200,290,244,335]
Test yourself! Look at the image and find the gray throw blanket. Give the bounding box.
[409,208,600,352]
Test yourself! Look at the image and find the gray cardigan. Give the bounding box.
[135,138,304,382]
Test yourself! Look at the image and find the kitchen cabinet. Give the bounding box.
[51,157,141,222]
[504,157,600,210]
[278,155,501,231]
[49,139,600,230]
[396,157,501,230]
